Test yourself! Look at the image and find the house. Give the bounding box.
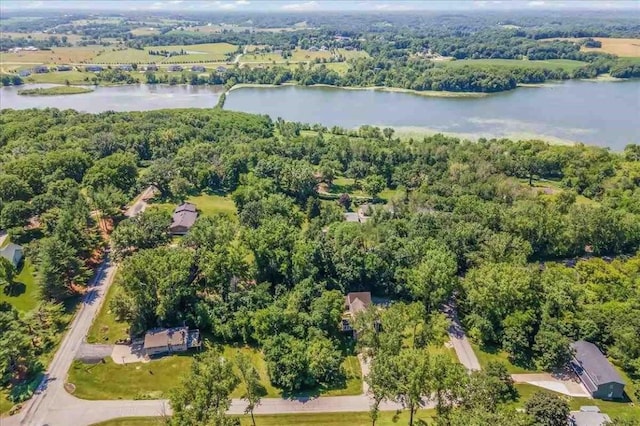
[191,65,206,72]
[571,340,626,400]
[344,212,360,223]
[169,202,198,235]
[0,243,24,268]
[32,65,49,73]
[216,66,227,74]
[56,65,72,71]
[570,407,611,426]
[342,292,372,334]
[18,69,31,77]
[85,65,103,72]
[146,64,159,71]
[118,64,133,71]
[167,65,183,72]
[143,327,201,356]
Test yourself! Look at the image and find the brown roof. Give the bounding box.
[171,203,198,230]
[144,327,188,349]
[346,292,372,315]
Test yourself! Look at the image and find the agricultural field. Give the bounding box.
[144,43,238,63]
[0,32,85,43]
[543,37,640,57]
[93,48,164,64]
[438,58,587,72]
[0,46,101,65]
[129,27,160,36]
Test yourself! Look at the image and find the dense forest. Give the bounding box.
[1,107,639,423]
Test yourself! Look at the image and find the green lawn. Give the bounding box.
[144,43,237,63]
[86,279,129,344]
[91,410,436,426]
[150,193,237,218]
[438,58,587,72]
[472,343,538,374]
[329,177,404,202]
[68,345,362,400]
[0,259,39,312]
[23,70,96,85]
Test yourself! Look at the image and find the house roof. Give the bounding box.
[175,203,196,213]
[170,203,198,230]
[144,327,188,349]
[572,341,625,389]
[0,243,23,264]
[346,292,372,315]
[344,212,360,223]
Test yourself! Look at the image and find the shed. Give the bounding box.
[0,243,24,268]
[169,202,198,235]
[571,340,626,400]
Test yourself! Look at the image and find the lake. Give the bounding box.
[1,80,638,149]
[0,84,223,112]
[224,81,640,150]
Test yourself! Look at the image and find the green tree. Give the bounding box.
[407,247,457,315]
[524,391,570,426]
[170,350,239,426]
[363,175,386,200]
[235,352,262,426]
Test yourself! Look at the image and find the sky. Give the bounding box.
[2,0,639,12]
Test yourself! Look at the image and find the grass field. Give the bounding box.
[472,343,539,374]
[0,259,39,312]
[0,46,101,65]
[68,346,362,400]
[91,410,437,426]
[130,27,161,36]
[21,70,95,85]
[439,58,587,71]
[151,193,237,218]
[543,37,640,58]
[86,280,129,344]
[329,176,404,202]
[1,32,85,43]
[93,48,164,64]
[145,43,237,63]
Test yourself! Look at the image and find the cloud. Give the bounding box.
[527,1,546,6]
[219,2,237,9]
[281,1,319,10]
[168,0,183,3]
[235,0,250,4]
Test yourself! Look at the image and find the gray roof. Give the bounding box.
[0,243,23,265]
[170,203,198,230]
[144,326,188,349]
[344,212,360,223]
[570,411,611,426]
[571,341,625,390]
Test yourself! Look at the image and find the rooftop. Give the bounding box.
[144,326,188,349]
[346,292,372,315]
[571,340,625,389]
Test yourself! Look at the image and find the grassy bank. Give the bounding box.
[17,85,93,96]
[91,410,436,426]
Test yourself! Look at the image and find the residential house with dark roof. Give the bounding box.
[191,65,206,72]
[85,65,103,72]
[169,202,198,235]
[571,340,626,400]
[0,243,24,268]
[342,292,372,335]
[118,64,133,71]
[167,65,183,72]
[56,65,72,71]
[32,65,49,73]
[146,64,159,71]
[216,66,227,74]
[143,327,201,356]
[18,69,31,77]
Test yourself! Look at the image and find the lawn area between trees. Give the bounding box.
[149,193,237,218]
[0,259,39,312]
[67,348,362,400]
[91,410,437,426]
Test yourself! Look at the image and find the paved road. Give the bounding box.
[444,302,481,372]
[4,189,153,426]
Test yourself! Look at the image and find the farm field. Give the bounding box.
[1,32,85,43]
[0,46,101,65]
[543,37,640,57]
[144,43,237,63]
[129,27,160,36]
[438,58,587,71]
[93,48,164,64]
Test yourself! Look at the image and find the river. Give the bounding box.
[1,80,638,149]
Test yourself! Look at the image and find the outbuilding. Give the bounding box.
[0,243,24,268]
[571,340,626,400]
[143,327,201,356]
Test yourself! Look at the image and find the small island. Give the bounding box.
[17,86,94,96]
